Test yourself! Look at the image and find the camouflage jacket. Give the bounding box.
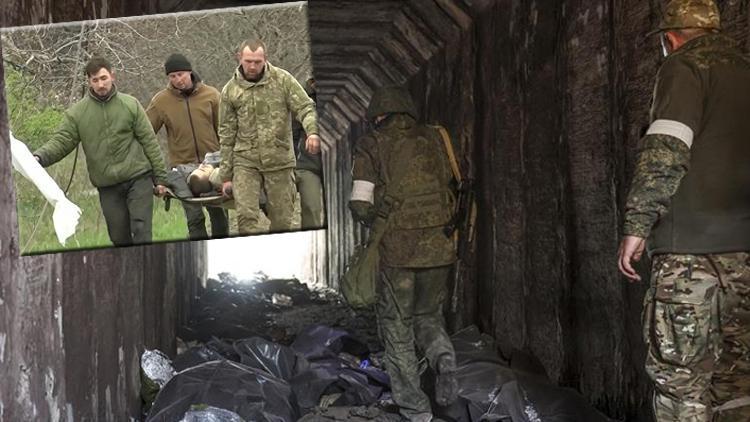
[35,87,168,188]
[350,114,457,268]
[623,33,750,254]
[218,63,318,179]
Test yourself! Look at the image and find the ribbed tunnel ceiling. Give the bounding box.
[308,0,472,146]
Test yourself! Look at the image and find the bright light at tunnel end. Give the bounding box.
[207,231,320,284]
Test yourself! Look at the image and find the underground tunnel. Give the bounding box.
[3,0,750,421]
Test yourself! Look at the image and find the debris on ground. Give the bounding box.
[143,274,613,421]
[146,360,298,422]
[180,405,245,422]
[297,405,404,421]
[180,274,378,348]
[435,326,613,422]
[140,349,176,410]
[272,293,294,306]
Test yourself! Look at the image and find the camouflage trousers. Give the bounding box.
[377,265,455,422]
[295,169,325,229]
[644,252,750,422]
[232,162,300,235]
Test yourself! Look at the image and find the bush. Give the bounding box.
[4,65,64,150]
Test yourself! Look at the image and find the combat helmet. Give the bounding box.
[365,86,418,121]
[654,0,721,33]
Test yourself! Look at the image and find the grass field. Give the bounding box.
[13,147,198,255]
[6,65,236,255]
[6,67,277,255]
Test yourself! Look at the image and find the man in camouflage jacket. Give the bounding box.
[618,1,750,420]
[349,86,458,422]
[218,39,319,234]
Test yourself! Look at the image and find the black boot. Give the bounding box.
[434,353,458,406]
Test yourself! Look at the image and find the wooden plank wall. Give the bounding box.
[310,0,750,420]
[0,1,212,420]
[4,0,750,420]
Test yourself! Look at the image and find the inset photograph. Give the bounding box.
[4,1,325,255]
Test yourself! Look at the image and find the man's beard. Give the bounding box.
[243,67,264,82]
[92,86,113,100]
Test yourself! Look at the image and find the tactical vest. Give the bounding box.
[649,34,750,254]
[375,124,455,231]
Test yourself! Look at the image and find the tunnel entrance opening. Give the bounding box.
[149,232,386,421]
[207,229,326,287]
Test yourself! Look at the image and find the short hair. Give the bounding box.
[238,39,268,56]
[84,56,113,77]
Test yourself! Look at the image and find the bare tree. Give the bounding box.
[2,3,312,108]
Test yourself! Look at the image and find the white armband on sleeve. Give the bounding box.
[351,180,375,204]
[646,119,694,148]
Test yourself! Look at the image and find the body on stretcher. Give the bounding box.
[163,151,270,211]
[164,162,235,209]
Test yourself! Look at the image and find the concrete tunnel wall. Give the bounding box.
[4,0,750,421]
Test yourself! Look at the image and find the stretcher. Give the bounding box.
[163,187,235,210]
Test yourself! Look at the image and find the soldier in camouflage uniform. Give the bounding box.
[349,86,458,422]
[218,39,319,235]
[618,1,750,420]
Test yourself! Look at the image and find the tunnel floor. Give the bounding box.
[178,273,382,351]
[144,273,404,421]
[140,274,618,422]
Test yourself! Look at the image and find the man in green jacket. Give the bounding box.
[146,53,229,240]
[218,39,320,235]
[34,56,168,247]
[618,1,750,420]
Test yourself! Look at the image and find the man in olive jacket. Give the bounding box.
[218,39,320,235]
[146,53,229,240]
[34,57,168,247]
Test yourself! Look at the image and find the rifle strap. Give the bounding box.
[431,125,462,243]
[433,125,462,183]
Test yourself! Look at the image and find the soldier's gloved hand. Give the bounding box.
[349,200,375,226]
[222,181,233,198]
[305,134,321,154]
[154,184,168,198]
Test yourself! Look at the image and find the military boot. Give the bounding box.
[434,353,458,406]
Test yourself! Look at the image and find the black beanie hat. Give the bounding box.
[164,53,192,75]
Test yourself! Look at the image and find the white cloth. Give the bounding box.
[9,130,82,246]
